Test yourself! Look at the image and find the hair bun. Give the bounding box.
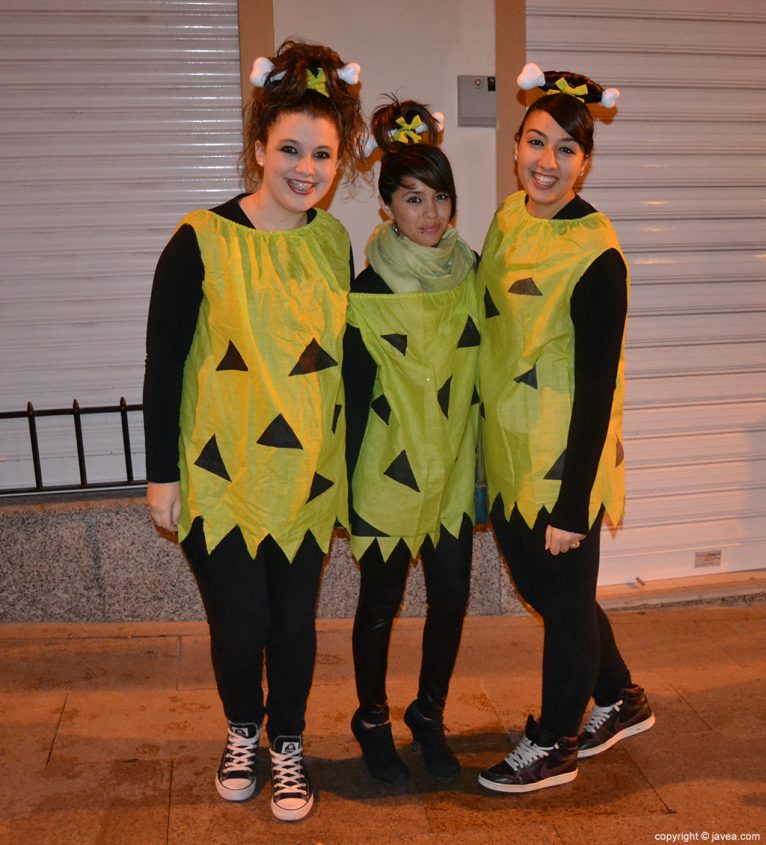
[368,96,444,158]
[518,62,620,108]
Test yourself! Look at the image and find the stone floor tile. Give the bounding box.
[452,614,544,678]
[624,727,765,813]
[0,759,170,845]
[51,689,222,764]
[176,635,215,690]
[0,691,66,765]
[167,749,432,844]
[556,813,702,845]
[0,635,181,692]
[666,669,766,737]
[2,603,765,844]
[691,616,766,668]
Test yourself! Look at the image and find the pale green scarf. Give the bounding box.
[366,220,475,293]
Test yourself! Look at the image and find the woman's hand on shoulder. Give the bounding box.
[147,481,181,533]
[545,524,586,556]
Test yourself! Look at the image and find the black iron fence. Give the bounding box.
[0,398,146,496]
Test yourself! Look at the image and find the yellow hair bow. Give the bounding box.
[306,68,329,97]
[551,77,588,100]
[393,115,424,144]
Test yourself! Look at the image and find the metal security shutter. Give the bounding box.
[526,0,766,583]
[0,0,243,488]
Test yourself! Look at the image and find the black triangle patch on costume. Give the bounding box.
[514,365,538,389]
[437,377,452,419]
[544,450,567,481]
[382,333,408,355]
[194,435,231,481]
[350,510,390,537]
[306,472,334,502]
[384,450,420,492]
[256,415,303,449]
[484,288,500,318]
[471,387,480,406]
[509,277,543,296]
[615,437,624,467]
[457,316,480,348]
[216,340,248,372]
[371,394,392,424]
[332,403,342,434]
[289,338,338,375]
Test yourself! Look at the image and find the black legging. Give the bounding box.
[182,517,325,741]
[352,514,473,723]
[491,499,632,738]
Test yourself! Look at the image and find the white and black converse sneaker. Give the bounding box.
[215,721,261,801]
[269,735,314,821]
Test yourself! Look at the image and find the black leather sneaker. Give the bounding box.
[578,685,655,758]
[478,715,578,793]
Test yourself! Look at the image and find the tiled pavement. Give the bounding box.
[1,601,765,845]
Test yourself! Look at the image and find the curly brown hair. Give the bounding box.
[242,39,367,185]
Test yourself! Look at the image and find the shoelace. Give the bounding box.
[503,736,548,771]
[583,700,621,732]
[221,728,259,776]
[271,746,307,796]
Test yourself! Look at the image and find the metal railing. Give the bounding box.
[0,398,146,496]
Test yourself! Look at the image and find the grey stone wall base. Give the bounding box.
[0,493,524,623]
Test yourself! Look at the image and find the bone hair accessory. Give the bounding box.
[517,62,620,109]
[363,111,445,158]
[250,56,361,88]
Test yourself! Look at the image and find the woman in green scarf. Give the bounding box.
[344,98,479,784]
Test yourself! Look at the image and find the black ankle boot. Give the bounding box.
[351,710,409,785]
[403,700,460,778]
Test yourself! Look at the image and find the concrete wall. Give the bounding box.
[0,494,523,623]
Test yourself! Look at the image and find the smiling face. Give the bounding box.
[515,109,588,219]
[254,110,340,223]
[382,177,453,247]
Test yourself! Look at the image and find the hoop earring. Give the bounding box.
[392,222,401,236]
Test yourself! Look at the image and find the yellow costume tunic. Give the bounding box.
[347,266,480,562]
[176,208,350,560]
[478,191,628,530]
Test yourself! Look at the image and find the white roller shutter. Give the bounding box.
[0,0,243,489]
[526,0,766,582]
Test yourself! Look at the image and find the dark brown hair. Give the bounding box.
[515,92,595,156]
[371,97,457,216]
[242,39,367,184]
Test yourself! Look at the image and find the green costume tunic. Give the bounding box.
[478,191,628,530]
[347,265,480,561]
[176,208,350,560]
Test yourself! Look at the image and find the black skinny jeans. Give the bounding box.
[491,500,632,738]
[182,517,325,741]
[352,514,473,724]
